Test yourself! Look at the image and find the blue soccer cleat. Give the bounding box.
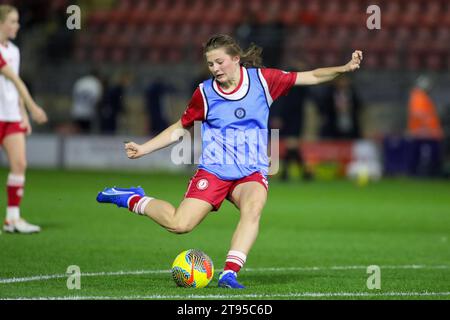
[96,186,145,208]
[218,271,245,289]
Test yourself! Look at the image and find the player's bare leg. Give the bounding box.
[218,181,267,288]
[2,133,40,234]
[229,182,267,254]
[3,133,26,175]
[97,187,212,234]
[141,197,212,234]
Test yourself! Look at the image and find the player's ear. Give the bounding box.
[232,55,240,65]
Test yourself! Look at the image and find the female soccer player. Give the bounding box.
[97,35,362,288]
[0,5,48,234]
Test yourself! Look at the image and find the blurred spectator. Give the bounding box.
[144,77,175,136]
[44,0,75,64]
[257,5,285,68]
[99,72,132,134]
[235,5,285,68]
[442,103,450,177]
[317,75,363,140]
[270,61,314,181]
[71,69,103,134]
[406,75,444,177]
[407,75,443,140]
[235,12,259,50]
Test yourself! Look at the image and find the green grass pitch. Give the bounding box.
[1,168,449,300]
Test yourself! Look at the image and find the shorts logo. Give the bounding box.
[196,179,209,190]
[234,108,246,119]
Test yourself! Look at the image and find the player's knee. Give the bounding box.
[241,201,264,222]
[170,222,194,235]
[169,216,195,234]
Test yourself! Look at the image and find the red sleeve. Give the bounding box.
[260,68,297,101]
[0,52,6,69]
[181,87,206,128]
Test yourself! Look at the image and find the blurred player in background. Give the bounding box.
[97,34,362,288]
[0,5,47,234]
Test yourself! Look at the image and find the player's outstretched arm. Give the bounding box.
[124,120,186,159]
[0,64,48,124]
[295,50,363,86]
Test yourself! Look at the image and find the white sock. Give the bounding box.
[7,173,25,186]
[226,250,247,268]
[132,196,154,215]
[6,206,20,221]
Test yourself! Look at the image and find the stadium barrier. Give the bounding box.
[0,134,185,172]
[0,134,381,179]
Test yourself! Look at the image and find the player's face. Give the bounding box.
[206,48,240,84]
[0,10,20,40]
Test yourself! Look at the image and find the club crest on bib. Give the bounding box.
[234,107,246,119]
[196,179,209,190]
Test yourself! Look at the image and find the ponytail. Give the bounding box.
[240,43,264,68]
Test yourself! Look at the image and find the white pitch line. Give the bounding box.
[0,269,170,284]
[245,265,450,272]
[1,265,449,285]
[2,292,450,300]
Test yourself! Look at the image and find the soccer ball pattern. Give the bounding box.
[171,249,214,288]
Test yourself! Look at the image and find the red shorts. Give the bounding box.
[184,169,268,211]
[0,121,26,144]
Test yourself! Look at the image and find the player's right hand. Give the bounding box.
[124,141,145,159]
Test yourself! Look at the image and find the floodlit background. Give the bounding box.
[0,0,449,300]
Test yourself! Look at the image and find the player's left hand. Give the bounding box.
[345,50,363,72]
[19,117,32,135]
[31,105,48,124]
